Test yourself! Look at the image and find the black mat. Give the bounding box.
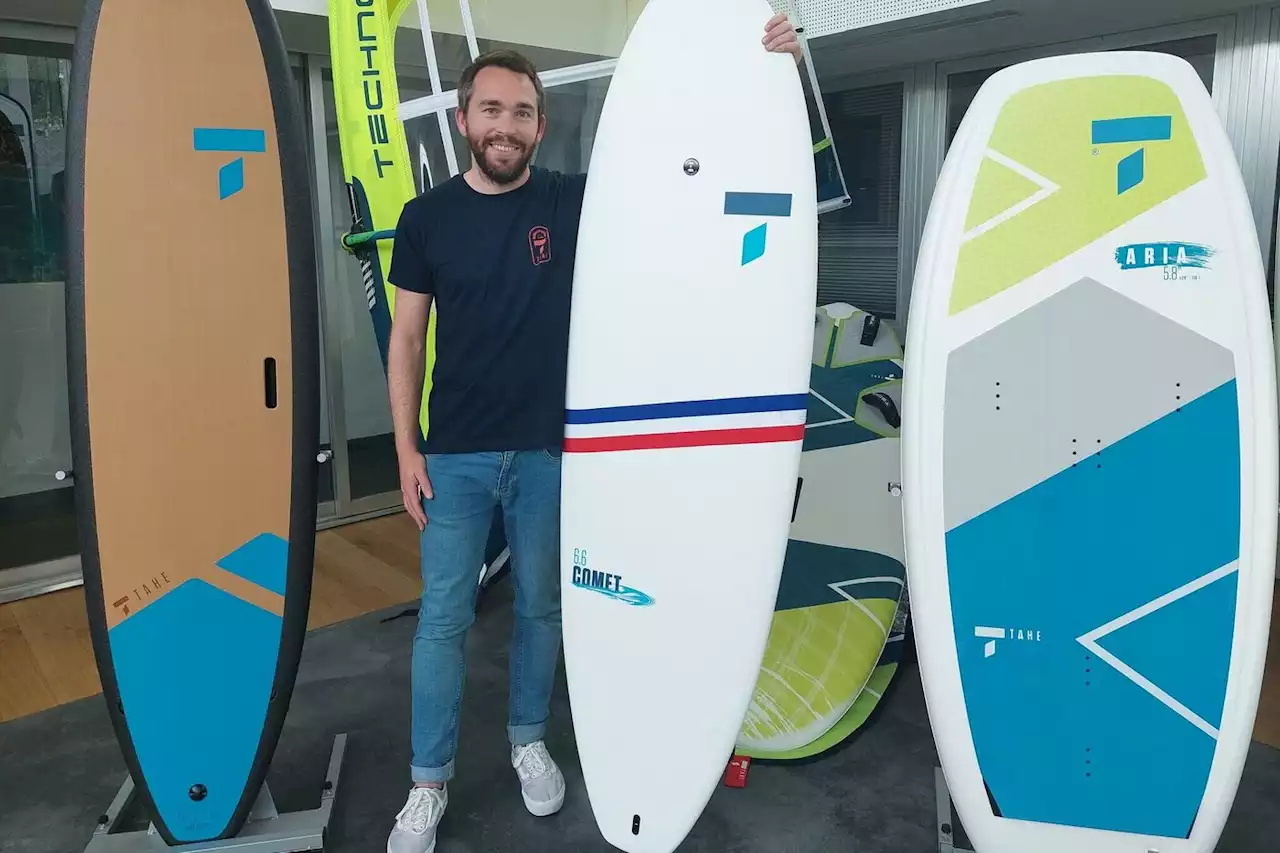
[3,580,1279,853]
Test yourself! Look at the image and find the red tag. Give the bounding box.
[723,755,751,788]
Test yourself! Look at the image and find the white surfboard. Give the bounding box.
[559,0,817,850]
[902,52,1278,853]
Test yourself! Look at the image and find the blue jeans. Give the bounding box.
[410,449,563,784]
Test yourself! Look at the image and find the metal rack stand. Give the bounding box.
[935,767,975,853]
[83,734,347,853]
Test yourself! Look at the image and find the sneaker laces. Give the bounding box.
[513,742,550,781]
[395,786,443,835]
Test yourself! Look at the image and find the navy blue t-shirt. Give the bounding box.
[387,166,587,455]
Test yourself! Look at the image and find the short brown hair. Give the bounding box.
[457,49,545,118]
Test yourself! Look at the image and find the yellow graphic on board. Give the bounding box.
[963,155,1046,234]
[950,75,1206,315]
[740,596,899,748]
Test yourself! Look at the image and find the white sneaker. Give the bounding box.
[387,785,448,853]
[511,741,566,816]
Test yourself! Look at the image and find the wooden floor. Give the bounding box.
[4,511,1280,751]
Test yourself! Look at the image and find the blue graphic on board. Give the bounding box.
[1114,241,1215,271]
[1095,566,1236,732]
[805,359,902,452]
[570,549,654,606]
[1091,115,1173,195]
[773,539,905,611]
[945,378,1240,838]
[723,191,793,265]
[108,578,282,842]
[216,532,289,596]
[193,127,267,199]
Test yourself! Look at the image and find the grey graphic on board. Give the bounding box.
[942,277,1235,530]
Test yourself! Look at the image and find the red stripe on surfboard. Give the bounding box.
[563,424,805,453]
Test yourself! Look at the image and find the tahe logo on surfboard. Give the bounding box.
[570,548,654,607]
[723,191,793,265]
[1114,241,1214,272]
[193,127,266,200]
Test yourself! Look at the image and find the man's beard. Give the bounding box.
[468,131,535,185]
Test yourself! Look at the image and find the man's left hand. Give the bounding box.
[763,12,803,64]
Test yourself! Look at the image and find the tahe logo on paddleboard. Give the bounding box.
[193,128,267,200]
[1114,241,1214,271]
[570,548,654,607]
[1091,115,1172,195]
[975,625,1042,658]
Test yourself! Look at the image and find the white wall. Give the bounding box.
[274,0,634,58]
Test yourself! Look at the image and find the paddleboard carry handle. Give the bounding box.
[263,358,278,410]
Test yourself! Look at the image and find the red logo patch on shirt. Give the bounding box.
[529,226,551,266]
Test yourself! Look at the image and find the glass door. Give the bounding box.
[0,39,78,599]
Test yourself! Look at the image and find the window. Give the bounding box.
[816,81,905,318]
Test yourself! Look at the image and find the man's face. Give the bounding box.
[457,66,545,185]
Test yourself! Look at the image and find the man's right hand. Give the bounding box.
[399,449,433,531]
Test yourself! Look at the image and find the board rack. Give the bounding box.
[82,734,346,853]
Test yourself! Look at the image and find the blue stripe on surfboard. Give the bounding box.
[565,393,809,425]
[216,533,288,597]
[944,378,1239,838]
[107,578,281,843]
[193,127,267,153]
[723,191,793,217]
[1091,115,1172,144]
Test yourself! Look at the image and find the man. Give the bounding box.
[384,14,804,852]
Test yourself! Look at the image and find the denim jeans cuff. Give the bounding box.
[508,721,547,746]
[411,759,454,784]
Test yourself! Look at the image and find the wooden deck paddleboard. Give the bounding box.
[65,0,319,844]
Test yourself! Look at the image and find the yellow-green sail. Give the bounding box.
[328,0,435,443]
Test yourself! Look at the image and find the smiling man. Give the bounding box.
[384,13,804,853]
